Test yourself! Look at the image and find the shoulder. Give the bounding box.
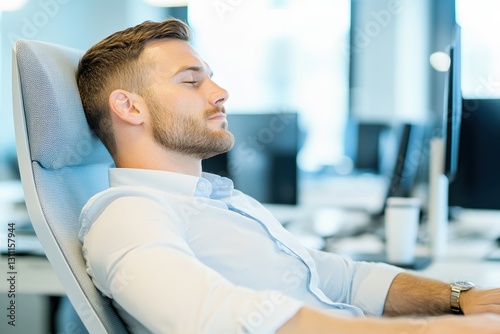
[78,186,179,242]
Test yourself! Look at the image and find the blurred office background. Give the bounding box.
[2,0,500,332]
[1,0,500,183]
[2,0,499,187]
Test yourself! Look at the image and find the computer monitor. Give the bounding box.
[203,112,299,205]
[385,123,426,199]
[366,122,426,218]
[443,24,462,183]
[448,99,500,210]
[427,23,463,258]
[354,122,390,174]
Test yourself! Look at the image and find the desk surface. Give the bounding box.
[0,254,65,295]
[277,190,500,289]
[420,259,500,288]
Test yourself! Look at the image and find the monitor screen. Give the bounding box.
[203,112,299,205]
[385,123,426,200]
[367,122,427,218]
[448,99,500,210]
[354,122,390,174]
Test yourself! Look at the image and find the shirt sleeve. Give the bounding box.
[307,248,403,316]
[81,195,303,334]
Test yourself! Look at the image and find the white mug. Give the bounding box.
[385,197,421,264]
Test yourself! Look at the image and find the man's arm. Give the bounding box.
[275,272,500,333]
[383,272,450,316]
[384,272,500,316]
[277,305,500,334]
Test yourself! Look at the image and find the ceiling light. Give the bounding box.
[429,51,451,72]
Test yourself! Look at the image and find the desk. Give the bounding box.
[0,254,64,295]
[418,214,500,288]
[273,180,500,290]
[420,260,500,288]
[0,255,65,334]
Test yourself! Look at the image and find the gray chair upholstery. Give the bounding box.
[12,40,129,333]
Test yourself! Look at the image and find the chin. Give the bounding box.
[208,122,228,132]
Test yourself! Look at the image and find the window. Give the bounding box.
[457,0,500,98]
[188,0,351,171]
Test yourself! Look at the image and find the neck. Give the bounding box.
[115,145,203,177]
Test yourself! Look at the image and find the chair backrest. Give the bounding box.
[12,40,129,334]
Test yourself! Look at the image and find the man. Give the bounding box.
[77,18,500,333]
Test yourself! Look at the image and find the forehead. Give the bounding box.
[141,39,206,74]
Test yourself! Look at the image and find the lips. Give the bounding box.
[207,112,226,120]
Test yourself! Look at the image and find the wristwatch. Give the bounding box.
[450,281,475,314]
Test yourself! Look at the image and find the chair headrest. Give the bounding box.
[14,40,112,170]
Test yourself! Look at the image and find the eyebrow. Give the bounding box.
[174,65,214,78]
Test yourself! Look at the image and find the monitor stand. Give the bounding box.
[428,138,449,259]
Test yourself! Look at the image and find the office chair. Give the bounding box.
[12,40,129,333]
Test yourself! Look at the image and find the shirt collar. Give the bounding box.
[108,168,234,200]
[200,172,234,199]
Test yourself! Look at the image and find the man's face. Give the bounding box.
[140,39,234,160]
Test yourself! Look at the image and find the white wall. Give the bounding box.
[350,0,431,124]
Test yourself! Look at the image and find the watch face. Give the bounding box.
[452,281,476,290]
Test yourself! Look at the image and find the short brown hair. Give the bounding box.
[76,18,192,156]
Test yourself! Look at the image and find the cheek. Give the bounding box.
[172,94,205,116]
[156,85,207,117]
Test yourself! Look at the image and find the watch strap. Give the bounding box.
[450,286,463,314]
[450,281,475,314]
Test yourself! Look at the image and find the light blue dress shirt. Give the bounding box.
[79,168,402,334]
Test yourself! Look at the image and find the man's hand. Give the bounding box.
[461,287,500,315]
[424,314,500,334]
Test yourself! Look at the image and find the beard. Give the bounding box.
[146,94,234,160]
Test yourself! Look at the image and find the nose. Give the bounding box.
[209,80,229,107]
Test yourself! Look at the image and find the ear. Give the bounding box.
[108,89,146,125]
